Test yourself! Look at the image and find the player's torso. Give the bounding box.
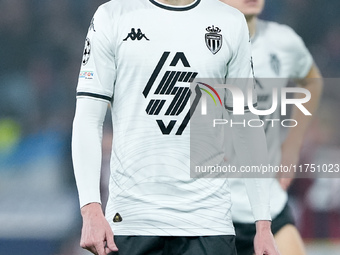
[103,0,241,235]
[110,0,238,137]
[105,0,245,168]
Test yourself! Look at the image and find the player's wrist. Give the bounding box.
[81,202,103,218]
[255,220,272,233]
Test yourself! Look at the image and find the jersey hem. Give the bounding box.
[112,227,235,236]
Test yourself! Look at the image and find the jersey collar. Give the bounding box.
[149,0,200,11]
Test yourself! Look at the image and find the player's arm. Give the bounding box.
[231,112,279,255]
[226,13,279,255]
[279,63,323,190]
[72,98,118,255]
[72,5,117,255]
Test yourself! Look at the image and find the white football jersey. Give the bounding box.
[76,0,257,235]
[230,20,313,223]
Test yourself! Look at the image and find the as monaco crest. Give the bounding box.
[205,26,222,55]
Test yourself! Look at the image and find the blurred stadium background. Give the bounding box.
[0,0,339,254]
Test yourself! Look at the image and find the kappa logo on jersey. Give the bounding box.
[205,26,222,55]
[270,54,281,76]
[143,52,202,135]
[123,28,149,41]
[82,38,91,66]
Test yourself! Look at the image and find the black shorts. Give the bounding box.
[233,203,295,255]
[110,235,236,255]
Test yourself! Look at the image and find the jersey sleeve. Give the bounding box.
[230,112,272,221]
[72,5,115,208]
[225,15,257,111]
[76,5,116,103]
[286,27,313,79]
[72,98,108,208]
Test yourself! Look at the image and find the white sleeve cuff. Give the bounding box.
[251,205,271,222]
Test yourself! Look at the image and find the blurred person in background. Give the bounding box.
[220,0,323,255]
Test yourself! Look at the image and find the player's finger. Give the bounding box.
[85,246,98,255]
[80,240,98,255]
[105,246,118,254]
[93,241,106,255]
[253,246,263,255]
[106,230,119,252]
[266,245,280,255]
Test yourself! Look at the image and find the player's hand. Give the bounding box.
[80,203,118,255]
[254,221,280,255]
[277,141,299,190]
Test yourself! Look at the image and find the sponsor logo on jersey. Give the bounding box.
[82,38,91,66]
[123,28,149,41]
[270,54,281,76]
[79,71,94,80]
[113,213,122,223]
[205,25,222,55]
[143,52,200,135]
